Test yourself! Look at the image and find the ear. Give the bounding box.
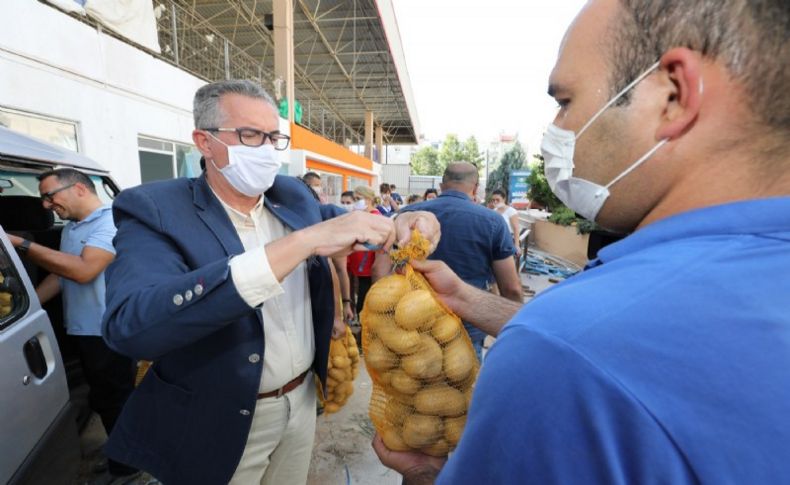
[192,129,214,159]
[656,48,704,140]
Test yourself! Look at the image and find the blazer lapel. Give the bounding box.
[263,197,310,232]
[193,174,245,256]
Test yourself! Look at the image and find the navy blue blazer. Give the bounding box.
[102,174,341,484]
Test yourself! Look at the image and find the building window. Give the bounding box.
[138,136,201,183]
[0,107,79,152]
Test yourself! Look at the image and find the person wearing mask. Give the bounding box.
[490,189,521,259]
[423,188,439,201]
[373,0,790,483]
[9,168,140,485]
[302,171,327,204]
[376,183,400,217]
[340,190,355,211]
[347,185,382,317]
[100,79,439,485]
[406,194,423,205]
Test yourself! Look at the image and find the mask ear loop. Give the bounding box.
[577,61,662,139]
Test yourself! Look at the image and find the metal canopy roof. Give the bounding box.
[170,0,420,145]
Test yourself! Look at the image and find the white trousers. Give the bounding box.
[229,375,317,485]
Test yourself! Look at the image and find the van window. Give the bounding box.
[0,242,29,330]
[0,171,113,223]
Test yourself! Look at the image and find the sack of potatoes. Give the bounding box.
[318,326,360,414]
[361,231,479,457]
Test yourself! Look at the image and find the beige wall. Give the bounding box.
[531,220,590,267]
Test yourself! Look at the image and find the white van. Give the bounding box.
[0,126,120,484]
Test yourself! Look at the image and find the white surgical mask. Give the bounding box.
[353,199,367,211]
[209,133,281,197]
[540,61,668,222]
[341,202,353,212]
[311,185,322,195]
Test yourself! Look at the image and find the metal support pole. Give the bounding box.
[224,39,231,80]
[171,4,180,65]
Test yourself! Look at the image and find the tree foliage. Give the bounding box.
[526,154,563,211]
[410,134,485,176]
[485,142,527,196]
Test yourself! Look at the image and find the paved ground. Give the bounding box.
[77,269,564,484]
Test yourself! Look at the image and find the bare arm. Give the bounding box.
[9,235,114,285]
[492,257,522,303]
[371,251,393,283]
[329,260,346,338]
[410,259,522,337]
[509,213,521,254]
[35,273,61,305]
[331,255,354,322]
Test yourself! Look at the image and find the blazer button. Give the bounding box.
[248,353,261,364]
[173,294,184,306]
[239,409,251,416]
[185,290,193,301]
[194,284,204,296]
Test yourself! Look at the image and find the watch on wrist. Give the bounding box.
[18,239,31,254]
[342,299,352,304]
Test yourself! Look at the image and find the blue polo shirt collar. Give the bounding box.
[74,205,112,226]
[597,197,790,265]
[439,190,471,201]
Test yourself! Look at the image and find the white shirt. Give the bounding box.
[217,194,315,393]
[498,205,519,233]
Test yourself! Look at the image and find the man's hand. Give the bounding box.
[7,234,23,247]
[303,211,396,257]
[372,434,445,484]
[395,211,441,251]
[409,259,471,315]
[343,301,355,323]
[331,316,347,339]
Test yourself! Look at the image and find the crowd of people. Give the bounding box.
[8,0,790,483]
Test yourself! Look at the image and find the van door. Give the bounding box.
[0,228,79,484]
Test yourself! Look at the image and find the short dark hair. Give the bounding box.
[303,172,321,183]
[610,0,790,135]
[38,168,96,194]
[492,189,507,199]
[424,188,439,198]
[341,191,354,199]
[389,184,397,190]
[379,183,391,194]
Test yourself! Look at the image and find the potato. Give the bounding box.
[0,305,10,317]
[385,398,413,426]
[401,414,443,448]
[381,427,411,451]
[365,274,411,313]
[332,356,351,369]
[339,381,354,396]
[364,311,396,334]
[444,415,467,445]
[443,336,476,383]
[327,376,339,388]
[402,334,443,379]
[366,338,399,373]
[390,369,421,395]
[328,367,346,382]
[422,439,450,457]
[414,385,466,417]
[395,290,445,331]
[376,318,421,355]
[330,341,347,358]
[325,402,341,414]
[431,315,460,343]
[0,292,11,305]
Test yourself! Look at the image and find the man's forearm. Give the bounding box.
[35,273,61,305]
[22,242,90,282]
[455,283,522,337]
[332,256,351,300]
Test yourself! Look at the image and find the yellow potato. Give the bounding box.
[330,340,347,358]
[0,305,10,317]
[443,336,476,383]
[376,318,421,355]
[365,338,399,373]
[414,385,466,417]
[381,427,411,451]
[402,334,443,379]
[364,311,396,334]
[332,356,351,369]
[401,414,443,448]
[394,290,445,331]
[365,274,411,313]
[431,314,460,343]
[390,369,421,395]
[0,292,12,305]
[328,367,346,382]
[422,439,450,457]
[444,415,467,446]
[327,376,339,388]
[325,402,341,414]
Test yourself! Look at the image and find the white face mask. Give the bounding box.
[540,61,668,222]
[209,133,281,197]
[311,185,322,195]
[353,199,367,211]
[495,202,506,209]
[341,202,353,211]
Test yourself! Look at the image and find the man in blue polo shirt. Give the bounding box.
[10,168,139,484]
[375,162,522,359]
[372,0,790,483]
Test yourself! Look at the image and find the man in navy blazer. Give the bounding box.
[101,80,438,485]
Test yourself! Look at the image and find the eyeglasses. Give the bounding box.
[203,127,291,151]
[40,183,76,203]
